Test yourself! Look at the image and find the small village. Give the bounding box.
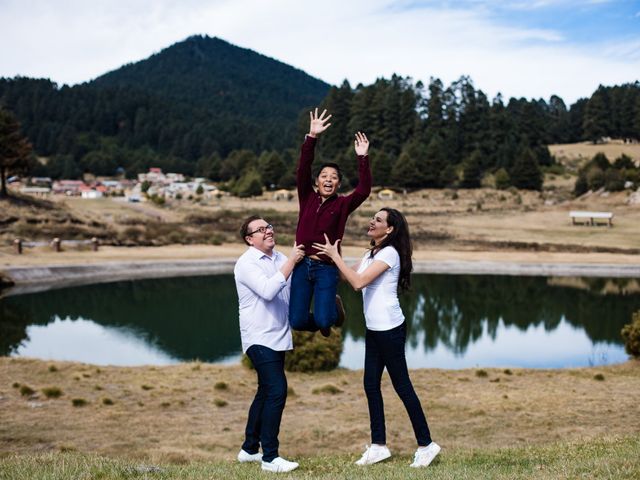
[8,167,223,202]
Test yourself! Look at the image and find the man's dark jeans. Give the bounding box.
[364,322,432,446]
[242,345,287,462]
[289,257,339,331]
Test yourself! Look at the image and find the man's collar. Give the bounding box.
[248,245,277,260]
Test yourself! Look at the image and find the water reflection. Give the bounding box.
[1,274,638,368]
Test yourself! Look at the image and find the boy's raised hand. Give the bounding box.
[354,132,369,156]
[308,108,332,138]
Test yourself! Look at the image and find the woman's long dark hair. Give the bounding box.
[369,207,413,292]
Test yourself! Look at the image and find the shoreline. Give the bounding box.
[2,244,640,296]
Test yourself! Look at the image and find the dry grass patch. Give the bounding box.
[1,358,640,461]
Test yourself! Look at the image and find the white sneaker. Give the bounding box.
[261,456,299,473]
[410,442,441,467]
[355,444,392,466]
[237,449,262,463]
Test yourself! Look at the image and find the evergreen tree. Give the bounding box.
[494,168,511,190]
[460,150,482,188]
[422,135,448,187]
[0,107,33,196]
[234,168,263,197]
[391,151,423,189]
[510,147,543,190]
[583,87,610,143]
[195,152,222,180]
[258,151,286,188]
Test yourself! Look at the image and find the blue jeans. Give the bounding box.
[364,322,432,446]
[289,257,339,331]
[242,345,288,462]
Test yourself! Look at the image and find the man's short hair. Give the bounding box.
[315,162,343,182]
[240,215,263,245]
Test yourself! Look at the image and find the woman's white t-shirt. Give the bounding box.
[357,246,405,331]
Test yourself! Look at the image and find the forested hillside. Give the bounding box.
[0,35,329,178]
[1,34,639,192]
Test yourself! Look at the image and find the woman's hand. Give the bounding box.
[308,108,332,137]
[354,131,369,156]
[312,234,341,261]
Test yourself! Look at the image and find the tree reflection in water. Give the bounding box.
[1,274,639,365]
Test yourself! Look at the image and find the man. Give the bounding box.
[234,215,305,473]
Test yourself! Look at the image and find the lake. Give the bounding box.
[1,274,638,369]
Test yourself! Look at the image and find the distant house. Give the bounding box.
[138,167,166,184]
[273,189,293,201]
[53,180,86,196]
[29,177,53,187]
[377,188,395,200]
[20,186,51,197]
[80,184,103,199]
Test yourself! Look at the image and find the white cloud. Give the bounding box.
[0,0,637,104]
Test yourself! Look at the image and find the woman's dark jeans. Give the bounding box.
[242,345,287,462]
[289,257,339,331]
[364,322,432,446]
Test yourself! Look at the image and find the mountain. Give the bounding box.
[92,35,329,121]
[0,35,331,176]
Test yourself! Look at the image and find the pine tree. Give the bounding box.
[583,87,610,143]
[422,136,448,187]
[0,108,33,197]
[460,150,482,188]
[510,147,543,190]
[258,151,286,189]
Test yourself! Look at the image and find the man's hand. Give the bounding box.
[289,243,305,264]
[308,108,332,138]
[354,131,369,156]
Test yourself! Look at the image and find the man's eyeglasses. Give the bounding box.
[246,224,274,236]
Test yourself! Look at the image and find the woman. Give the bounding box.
[313,208,440,468]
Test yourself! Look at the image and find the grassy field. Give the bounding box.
[2,435,639,479]
[2,357,639,476]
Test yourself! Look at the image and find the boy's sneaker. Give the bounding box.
[320,327,331,337]
[410,442,441,467]
[335,294,346,327]
[355,444,392,466]
[261,456,299,473]
[237,449,262,463]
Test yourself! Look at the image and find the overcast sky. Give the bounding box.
[1,0,639,104]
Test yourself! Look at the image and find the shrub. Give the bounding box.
[621,310,640,358]
[593,374,605,381]
[214,398,228,407]
[285,330,343,372]
[71,398,88,407]
[604,169,625,192]
[42,387,63,398]
[312,384,343,395]
[242,330,343,373]
[214,382,228,391]
[19,385,35,396]
[102,398,114,405]
[48,365,58,372]
[475,369,488,378]
[141,384,154,390]
[494,168,511,190]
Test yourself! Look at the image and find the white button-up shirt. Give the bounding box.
[234,246,293,353]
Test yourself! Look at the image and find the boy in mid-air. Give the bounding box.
[289,108,372,336]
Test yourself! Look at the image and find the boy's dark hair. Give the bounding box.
[240,215,263,245]
[315,162,343,182]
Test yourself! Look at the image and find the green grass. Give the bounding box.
[1,435,638,479]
